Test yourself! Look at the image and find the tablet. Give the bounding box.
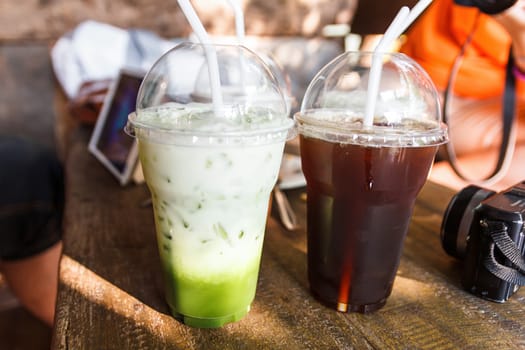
[88,68,144,186]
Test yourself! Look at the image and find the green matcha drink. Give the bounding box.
[127,43,294,327]
[135,107,291,328]
[129,104,292,328]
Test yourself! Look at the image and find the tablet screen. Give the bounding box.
[89,68,144,185]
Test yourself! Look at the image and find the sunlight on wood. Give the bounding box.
[58,254,298,346]
[391,275,432,301]
[59,255,189,342]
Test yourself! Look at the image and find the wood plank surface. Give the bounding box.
[52,128,525,349]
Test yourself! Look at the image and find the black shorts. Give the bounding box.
[0,136,64,261]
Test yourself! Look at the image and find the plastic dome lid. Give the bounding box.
[295,51,448,147]
[126,42,295,145]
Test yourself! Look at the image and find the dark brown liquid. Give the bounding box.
[300,135,438,313]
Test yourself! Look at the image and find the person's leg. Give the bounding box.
[446,96,525,158]
[430,141,525,191]
[434,95,525,190]
[0,241,62,326]
[0,135,64,326]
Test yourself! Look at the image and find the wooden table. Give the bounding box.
[51,128,525,349]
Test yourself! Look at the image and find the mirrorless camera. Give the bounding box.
[454,0,516,14]
[441,182,525,302]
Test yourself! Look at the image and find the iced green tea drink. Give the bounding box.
[126,43,294,327]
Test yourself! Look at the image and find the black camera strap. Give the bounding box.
[481,220,525,286]
[441,13,517,186]
[454,0,517,15]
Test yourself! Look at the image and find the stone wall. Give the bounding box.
[0,0,357,42]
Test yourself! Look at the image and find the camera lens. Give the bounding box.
[440,185,495,259]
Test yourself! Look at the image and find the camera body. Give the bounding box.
[441,182,525,302]
[453,0,516,14]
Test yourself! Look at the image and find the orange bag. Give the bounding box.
[400,0,514,99]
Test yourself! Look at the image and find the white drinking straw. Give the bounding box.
[363,6,409,127]
[224,0,249,99]
[363,0,434,127]
[396,0,433,39]
[225,0,245,43]
[177,0,224,117]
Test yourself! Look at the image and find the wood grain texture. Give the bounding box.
[52,129,525,349]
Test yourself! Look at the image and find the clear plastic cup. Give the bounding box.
[126,42,295,327]
[295,51,448,313]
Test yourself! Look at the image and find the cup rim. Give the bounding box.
[294,109,448,147]
[126,111,297,146]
